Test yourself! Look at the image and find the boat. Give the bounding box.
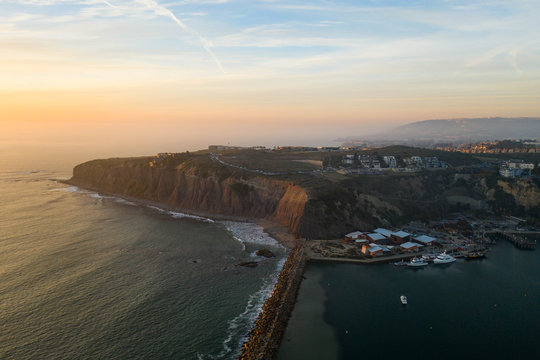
[394,260,408,266]
[433,251,456,264]
[465,251,486,259]
[422,254,437,262]
[400,295,407,305]
[407,257,428,267]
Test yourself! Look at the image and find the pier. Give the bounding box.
[492,231,536,250]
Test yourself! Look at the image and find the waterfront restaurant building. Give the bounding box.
[400,241,423,253]
[366,232,387,244]
[343,231,364,244]
[414,235,436,246]
[390,231,411,245]
[373,228,393,238]
[361,244,384,256]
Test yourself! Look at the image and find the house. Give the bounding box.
[366,232,387,243]
[400,241,423,253]
[373,228,393,238]
[414,235,436,246]
[499,167,522,178]
[383,156,397,168]
[391,231,411,244]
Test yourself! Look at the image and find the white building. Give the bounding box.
[383,156,397,168]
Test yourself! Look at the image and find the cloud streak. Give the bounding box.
[114,0,225,72]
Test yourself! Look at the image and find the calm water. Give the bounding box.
[278,241,540,360]
[0,157,285,359]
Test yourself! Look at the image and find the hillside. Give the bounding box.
[341,117,540,145]
[68,149,540,239]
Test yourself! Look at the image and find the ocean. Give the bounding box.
[0,149,286,359]
[277,240,540,360]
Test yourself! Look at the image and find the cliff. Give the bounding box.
[68,153,540,239]
[68,155,308,236]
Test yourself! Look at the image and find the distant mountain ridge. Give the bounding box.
[342,117,540,145]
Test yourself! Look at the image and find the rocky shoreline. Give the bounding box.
[239,241,307,360]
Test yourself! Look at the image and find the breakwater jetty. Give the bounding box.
[239,241,307,360]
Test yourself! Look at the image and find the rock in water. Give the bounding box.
[237,261,258,268]
[256,249,275,258]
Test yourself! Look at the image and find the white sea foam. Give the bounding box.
[49,186,80,193]
[146,205,165,213]
[167,211,214,223]
[114,198,136,206]
[220,221,283,249]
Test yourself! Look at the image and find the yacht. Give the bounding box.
[433,251,456,264]
[407,257,428,267]
[400,295,408,305]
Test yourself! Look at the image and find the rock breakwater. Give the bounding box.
[239,241,307,360]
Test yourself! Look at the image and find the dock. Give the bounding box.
[492,231,536,250]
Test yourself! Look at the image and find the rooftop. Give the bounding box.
[374,228,393,237]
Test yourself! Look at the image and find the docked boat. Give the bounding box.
[433,251,456,264]
[394,260,408,266]
[422,254,437,262]
[400,295,407,305]
[465,251,486,259]
[407,257,428,267]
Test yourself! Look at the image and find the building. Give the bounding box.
[366,232,387,243]
[400,241,423,253]
[413,235,436,246]
[344,231,364,241]
[383,156,397,168]
[373,228,393,238]
[361,244,384,256]
[390,231,411,244]
[499,167,522,178]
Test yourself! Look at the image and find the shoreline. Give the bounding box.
[62,179,297,249]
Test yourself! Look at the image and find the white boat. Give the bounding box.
[407,257,428,267]
[400,295,407,304]
[433,251,456,264]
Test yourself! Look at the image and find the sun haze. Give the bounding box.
[2,0,540,151]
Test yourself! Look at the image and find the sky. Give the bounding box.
[1,0,540,154]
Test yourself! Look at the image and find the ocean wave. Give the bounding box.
[114,198,136,206]
[146,205,165,213]
[49,186,80,193]
[198,256,287,360]
[220,221,283,249]
[167,211,214,223]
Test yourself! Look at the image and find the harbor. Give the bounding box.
[277,240,540,360]
[239,214,538,359]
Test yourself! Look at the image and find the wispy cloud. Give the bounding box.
[100,0,224,72]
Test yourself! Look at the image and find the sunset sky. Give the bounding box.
[1,0,540,152]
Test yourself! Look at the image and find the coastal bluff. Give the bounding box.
[67,150,540,239]
[68,155,308,236]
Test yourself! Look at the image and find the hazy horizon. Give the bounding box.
[2,0,540,156]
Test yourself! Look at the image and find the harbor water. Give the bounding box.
[278,240,540,360]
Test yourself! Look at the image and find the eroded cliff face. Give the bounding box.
[69,157,308,235]
[497,179,540,210]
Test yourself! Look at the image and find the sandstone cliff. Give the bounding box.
[69,155,308,235]
[68,154,540,239]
